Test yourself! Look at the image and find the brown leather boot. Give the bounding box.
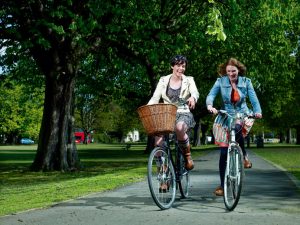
[214,186,224,196]
[244,158,252,168]
[182,145,194,171]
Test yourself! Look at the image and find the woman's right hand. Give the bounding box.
[207,105,218,115]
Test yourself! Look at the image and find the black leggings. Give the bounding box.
[219,124,246,187]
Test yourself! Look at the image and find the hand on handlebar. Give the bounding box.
[254,113,262,119]
[187,97,196,110]
[207,105,218,115]
[247,112,262,119]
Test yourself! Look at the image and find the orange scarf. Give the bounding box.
[231,88,240,104]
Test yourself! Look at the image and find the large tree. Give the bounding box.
[1,0,224,171]
[1,1,118,171]
[2,0,297,173]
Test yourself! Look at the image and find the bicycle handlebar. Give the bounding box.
[178,98,188,106]
[217,109,257,119]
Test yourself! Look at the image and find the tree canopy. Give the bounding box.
[0,0,299,170]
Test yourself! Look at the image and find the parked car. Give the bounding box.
[74,131,92,144]
[20,138,34,144]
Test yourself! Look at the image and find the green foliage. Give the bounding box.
[91,100,141,143]
[0,78,43,141]
[0,83,23,133]
[206,6,227,41]
[194,0,300,131]
[0,54,44,142]
[1,0,300,147]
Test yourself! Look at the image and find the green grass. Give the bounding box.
[251,144,300,181]
[0,143,211,216]
[1,143,299,217]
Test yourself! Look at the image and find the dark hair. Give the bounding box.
[218,58,246,76]
[170,55,188,67]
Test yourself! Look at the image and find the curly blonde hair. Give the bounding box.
[218,58,246,76]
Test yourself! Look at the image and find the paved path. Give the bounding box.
[1,149,300,225]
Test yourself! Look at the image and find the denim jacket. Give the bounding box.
[148,74,199,113]
[206,76,262,115]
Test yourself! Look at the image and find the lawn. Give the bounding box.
[0,143,211,216]
[0,143,299,217]
[251,144,300,181]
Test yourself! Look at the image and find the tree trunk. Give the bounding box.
[296,126,300,145]
[286,128,291,144]
[31,75,80,171]
[279,131,284,143]
[83,130,89,144]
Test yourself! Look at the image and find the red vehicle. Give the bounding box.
[74,131,92,144]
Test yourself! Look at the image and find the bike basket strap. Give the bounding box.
[242,116,254,137]
[213,114,230,146]
[137,104,177,136]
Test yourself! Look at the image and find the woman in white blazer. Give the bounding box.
[148,55,199,174]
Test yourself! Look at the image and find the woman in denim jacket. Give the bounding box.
[206,58,262,196]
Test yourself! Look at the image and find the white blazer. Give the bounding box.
[148,74,199,113]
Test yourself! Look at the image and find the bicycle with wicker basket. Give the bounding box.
[137,103,190,209]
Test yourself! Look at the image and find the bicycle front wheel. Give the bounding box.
[178,152,190,198]
[223,144,244,211]
[147,147,176,210]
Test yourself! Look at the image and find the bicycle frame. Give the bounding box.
[219,110,247,211]
[163,134,190,193]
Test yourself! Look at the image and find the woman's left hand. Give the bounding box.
[255,113,262,119]
[187,97,196,109]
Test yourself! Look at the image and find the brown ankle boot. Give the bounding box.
[182,145,194,171]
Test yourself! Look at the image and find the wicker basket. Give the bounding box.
[137,104,177,136]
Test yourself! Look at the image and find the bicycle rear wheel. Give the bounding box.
[178,152,190,198]
[147,147,176,209]
[223,144,244,211]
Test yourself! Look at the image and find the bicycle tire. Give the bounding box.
[178,152,190,198]
[223,144,244,211]
[147,147,176,209]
